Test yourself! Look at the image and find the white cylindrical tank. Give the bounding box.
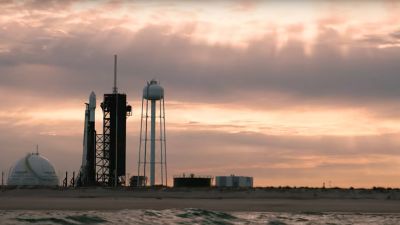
[143,79,164,100]
[7,153,59,186]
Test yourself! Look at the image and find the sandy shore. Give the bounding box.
[1,188,400,212]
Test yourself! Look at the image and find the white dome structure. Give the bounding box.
[7,152,59,186]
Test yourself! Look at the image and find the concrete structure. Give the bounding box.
[137,79,167,186]
[8,151,59,186]
[215,175,253,188]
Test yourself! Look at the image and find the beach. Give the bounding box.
[1,188,400,212]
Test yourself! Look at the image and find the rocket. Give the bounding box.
[77,91,97,186]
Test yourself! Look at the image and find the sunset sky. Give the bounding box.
[1,0,400,187]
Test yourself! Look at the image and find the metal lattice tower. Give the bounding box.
[95,55,132,187]
[96,107,111,185]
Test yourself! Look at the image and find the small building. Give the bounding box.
[129,176,146,187]
[173,174,212,188]
[215,175,253,188]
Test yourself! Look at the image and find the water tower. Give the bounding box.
[137,79,167,186]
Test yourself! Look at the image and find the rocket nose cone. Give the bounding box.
[89,91,96,108]
[90,92,96,101]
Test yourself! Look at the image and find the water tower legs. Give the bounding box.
[150,99,156,186]
[138,79,167,187]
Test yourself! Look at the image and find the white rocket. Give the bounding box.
[78,91,97,186]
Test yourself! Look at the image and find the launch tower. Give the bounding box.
[96,55,132,187]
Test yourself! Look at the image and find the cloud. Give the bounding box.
[1,117,400,187]
[167,129,400,187]
[1,13,400,108]
[1,23,400,110]
[390,30,400,39]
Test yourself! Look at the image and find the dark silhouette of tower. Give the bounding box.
[96,55,132,186]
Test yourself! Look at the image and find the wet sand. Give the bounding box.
[1,188,400,212]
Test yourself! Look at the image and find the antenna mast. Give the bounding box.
[113,54,118,94]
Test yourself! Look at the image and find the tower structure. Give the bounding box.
[96,55,132,187]
[137,80,167,186]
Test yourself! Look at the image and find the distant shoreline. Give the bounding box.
[1,187,400,212]
[3,186,400,200]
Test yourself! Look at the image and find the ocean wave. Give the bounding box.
[0,209,400,225]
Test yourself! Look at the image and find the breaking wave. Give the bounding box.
[0,209,400,224]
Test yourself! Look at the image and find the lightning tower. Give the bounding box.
[96,55,132,187]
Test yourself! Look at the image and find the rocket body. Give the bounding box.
[89,92,96,122]
[78,92,97,186]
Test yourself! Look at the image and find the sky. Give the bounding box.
[1,0,400,187]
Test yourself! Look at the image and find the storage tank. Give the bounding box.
[7,152,59,186]
[143,80,164,100]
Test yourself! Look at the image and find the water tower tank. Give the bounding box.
[143,80,164,100]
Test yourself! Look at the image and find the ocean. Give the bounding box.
[1,209,400,225]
